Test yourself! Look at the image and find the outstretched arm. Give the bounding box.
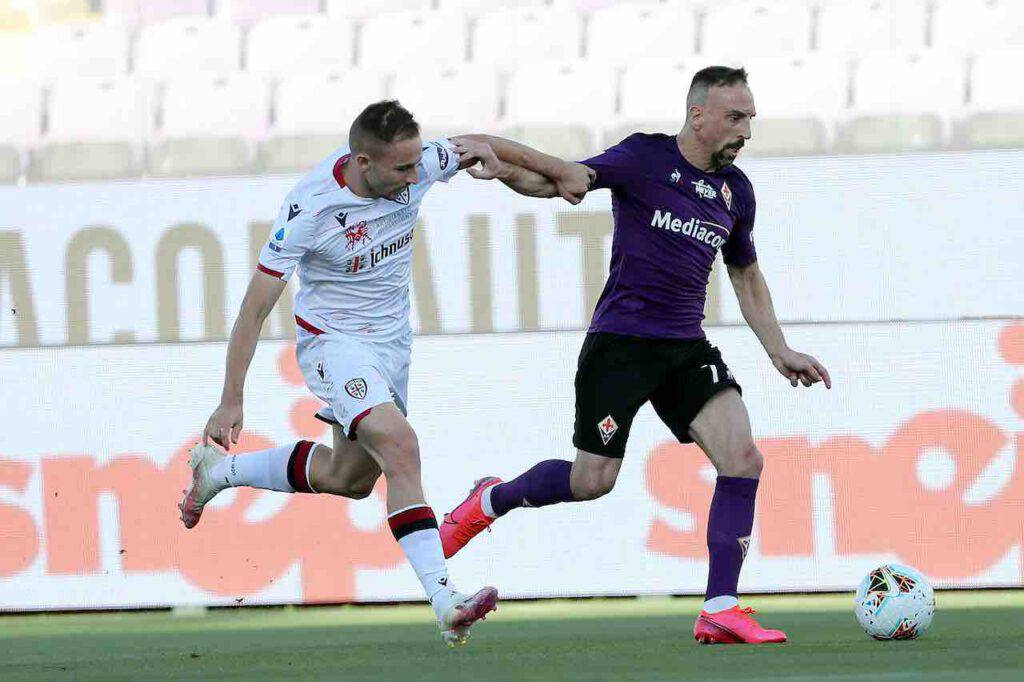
[205,270,287,449]
[727,261,832,389]
[452,137,594,203]
[452,134,594,203]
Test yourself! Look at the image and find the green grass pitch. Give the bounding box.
[1,591,1021,681]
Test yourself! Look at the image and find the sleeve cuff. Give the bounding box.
[257,263,285,278]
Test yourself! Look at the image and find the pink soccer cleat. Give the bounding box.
[440,477,502,559]
[693,606,788,644]
[178,444,227,529]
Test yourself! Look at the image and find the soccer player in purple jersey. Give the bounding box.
[441,67,832,644]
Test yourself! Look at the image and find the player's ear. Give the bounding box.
[689,105,703,130]
[353,152,372,171]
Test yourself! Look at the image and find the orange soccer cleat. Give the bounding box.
[440,477,502,559]
[693,606,788,644]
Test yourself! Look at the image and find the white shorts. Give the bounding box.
[296,329,411,439]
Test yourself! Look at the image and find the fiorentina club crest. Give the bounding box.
[721,181,733,210]
[345,378,368,400]
[344,221,371,251]
[597,415,619,445]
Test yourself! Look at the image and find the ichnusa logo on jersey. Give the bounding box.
[344,229,414,273]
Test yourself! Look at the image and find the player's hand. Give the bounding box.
[770,349,832,389]
[203,401,244,451]
[452,139,508,181]
[554,162,595,205]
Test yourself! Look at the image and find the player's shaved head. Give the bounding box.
[349,100,421,156]
[686,66,749,119]
[681,66,754,171]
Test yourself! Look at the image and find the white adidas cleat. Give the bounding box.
[437,586,499,648]
[178,443,227,529]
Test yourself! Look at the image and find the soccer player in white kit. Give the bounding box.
[178,101,591,646]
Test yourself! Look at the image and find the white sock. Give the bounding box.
[210,443,297,493]
[480,485,497,519]
[703,595,739,613]
[389,505,456,619]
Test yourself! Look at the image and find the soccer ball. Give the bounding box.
[854,563,935,640]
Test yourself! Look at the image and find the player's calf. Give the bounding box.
[441,455,615,558]
[307,447,381,499]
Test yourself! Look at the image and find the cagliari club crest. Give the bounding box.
[345,378,368,400]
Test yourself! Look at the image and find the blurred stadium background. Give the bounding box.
[1,2,1023,673]
[1,0,1024,179]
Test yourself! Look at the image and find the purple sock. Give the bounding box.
[705,476,759,601]
[489,459,574,516]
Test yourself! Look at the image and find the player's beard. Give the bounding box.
[711,140,744,170]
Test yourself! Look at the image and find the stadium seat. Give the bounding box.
[555,0,660,11]
[473,7,582,68]
[0,32,32,80]
[103,0,210,26]
[326,0,433,18]
[701,1,812,59]
[24,0,95,25]
[932,0,1024,53]
[586,2,698,63]
[247,14,354,78]
[0,79,41,146]
[360,11,468,70]
[217,0,322,26]
[29,77,152,181]
[31,23,129,82]
[0,2,31,30]
[437,0,551,15]
[151,74,267,177]
[135,17,241,79]
[503,61,614,159]
[817,0,929,55]
[0,77,38,182]
[391,64,501,139]
[956,49,1024,149]
[741,55,849,157]
[837,51,965,154]
[0,144,19,183]
[259,70,385,173]
[608,60,691,145]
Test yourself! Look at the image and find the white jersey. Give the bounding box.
[258,139,460,341]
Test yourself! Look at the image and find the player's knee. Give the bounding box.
[572,470,616,501]
[721,442,762,479]
[339,478,376,500]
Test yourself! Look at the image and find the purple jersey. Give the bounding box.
[581,133,757,340]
